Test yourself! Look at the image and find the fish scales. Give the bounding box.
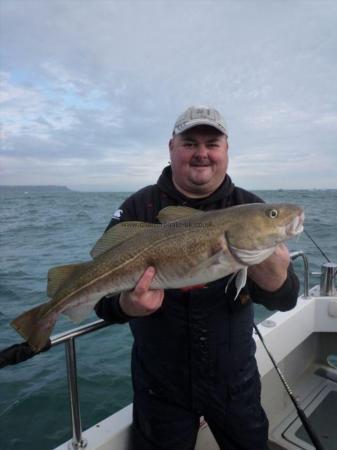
[11,203,304,352]
[43,224,218,315]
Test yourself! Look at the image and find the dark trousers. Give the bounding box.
[132,371,269,450]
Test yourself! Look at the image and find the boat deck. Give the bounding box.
[196,355,337,450]
[53,285,337,450]
[267,360,337,449]
[295,389,336,449]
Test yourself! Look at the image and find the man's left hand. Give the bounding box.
[247,243,290,292]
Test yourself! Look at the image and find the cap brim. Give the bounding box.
[173,119,228,136]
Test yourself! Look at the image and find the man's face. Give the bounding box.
[169,125,229,198]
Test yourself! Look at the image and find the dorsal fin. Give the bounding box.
[157,206,204,224]
[47,262,92,298]
[90,221,159,258]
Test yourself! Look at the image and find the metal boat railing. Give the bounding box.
[49,250,310,449]
[50,320,111,449]
[290,250,309,298]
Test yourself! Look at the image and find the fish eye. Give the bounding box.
[267,209,278,219]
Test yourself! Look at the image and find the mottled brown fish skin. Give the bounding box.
[11,202,304,352]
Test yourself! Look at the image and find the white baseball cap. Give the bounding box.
[172,106,228,136]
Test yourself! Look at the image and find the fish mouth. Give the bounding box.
[286,211,305,236]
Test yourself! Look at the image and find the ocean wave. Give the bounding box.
[1,188,336,450]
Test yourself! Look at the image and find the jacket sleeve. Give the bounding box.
[94,196,137,324]
[94,294,132,324]
[247,263,300,311]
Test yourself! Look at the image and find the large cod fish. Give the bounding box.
[11,203,304,352]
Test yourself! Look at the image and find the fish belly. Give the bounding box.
[151,249,243,289]
[60,268,143,322]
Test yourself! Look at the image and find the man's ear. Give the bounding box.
[169,138,174,152]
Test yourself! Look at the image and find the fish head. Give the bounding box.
[223,203,304,263]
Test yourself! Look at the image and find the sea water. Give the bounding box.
[0,187,336,450]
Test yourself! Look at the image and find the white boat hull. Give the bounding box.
[55,286,337,450]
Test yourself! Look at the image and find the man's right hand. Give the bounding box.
[119,267,164,317]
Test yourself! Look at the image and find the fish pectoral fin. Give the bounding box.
[47,262,92,297]
[90,221,159,258]
[157,206,204,224]
[234,268,247,300]
[62,303,94,323]
[225,272,237,294]
[225,268,248,300]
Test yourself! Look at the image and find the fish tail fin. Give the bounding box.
[11,303,57,353]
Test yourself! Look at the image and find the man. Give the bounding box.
[95,106,299,449]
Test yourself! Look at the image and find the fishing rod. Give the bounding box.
[0,340,51,369]
[253,323,324,450]
[304,229,331,263]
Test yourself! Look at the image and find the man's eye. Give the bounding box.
[183,143,194,148]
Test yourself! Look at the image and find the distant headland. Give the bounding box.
[0,185,73,192]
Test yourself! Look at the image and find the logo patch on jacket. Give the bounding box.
[112,209,123,220]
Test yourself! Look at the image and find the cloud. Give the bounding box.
[0,71,81,142]
[1,0,337,189]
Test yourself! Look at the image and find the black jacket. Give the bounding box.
[95,167,299,411]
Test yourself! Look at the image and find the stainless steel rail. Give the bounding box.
[320,262,337,296]
[50,320,110,449]
[290,250,309,298]
[51,319,110,347]
[49,251,309,449]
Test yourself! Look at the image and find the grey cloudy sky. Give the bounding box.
[1,0,337,191]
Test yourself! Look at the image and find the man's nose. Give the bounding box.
[195,144,208,156]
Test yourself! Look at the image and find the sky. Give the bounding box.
[1,0,337,191]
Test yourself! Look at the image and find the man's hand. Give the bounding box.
[247,243,290,292]
[119,267,164,317]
